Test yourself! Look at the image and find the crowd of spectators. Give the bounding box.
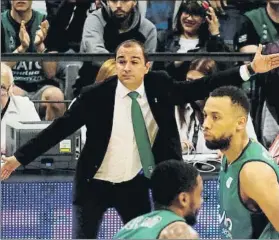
[1,0,278,153]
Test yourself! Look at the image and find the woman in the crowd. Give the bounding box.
[159,1,230,81]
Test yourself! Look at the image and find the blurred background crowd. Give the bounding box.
[1,0,279,155]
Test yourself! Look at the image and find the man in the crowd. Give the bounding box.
[80,0,157,54]
[1,63,40,154]
[234,0,279,148]
[1,0,65,120]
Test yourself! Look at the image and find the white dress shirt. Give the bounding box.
[94,80,158,183]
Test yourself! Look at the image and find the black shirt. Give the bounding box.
[234,7,279,51]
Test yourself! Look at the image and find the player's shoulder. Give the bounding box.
[158,221,199,239]
[240,161,277,183]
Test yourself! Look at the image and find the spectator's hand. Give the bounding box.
[34,20,49,52]
[251,44,279,73]
[1,155,21,180]
[209,0,227,15]
[206,7,220,36]
[19,20,30,50]
[181,140,194,154]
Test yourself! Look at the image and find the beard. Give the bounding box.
[111,8,133,25]
[184,212,198,226]
[205,135,232,151]
[112,12,127,21]
[184,199,199,226]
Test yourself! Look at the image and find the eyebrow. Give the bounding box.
[203,110,221,115]
[131,57,141,60]
[116,56,141,60]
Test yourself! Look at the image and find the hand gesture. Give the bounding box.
[208,0,227,14]
[251,44,279,73]
[34,20,49,47]
[19,20,30,50]
[1,155,21,180]
[206,7,220,36]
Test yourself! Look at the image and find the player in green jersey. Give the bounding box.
[203,85,279,239]
[114,160,203,239]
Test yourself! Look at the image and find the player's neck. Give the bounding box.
[10,9,32,24]
[223,134,249,165]
[168,205,184,218]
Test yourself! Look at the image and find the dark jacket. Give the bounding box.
[14,67,243,204]
[45,0,92,52]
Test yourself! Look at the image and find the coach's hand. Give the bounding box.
[251,44,279,73]
[1,156,21,180]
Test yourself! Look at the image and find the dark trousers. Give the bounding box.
[72,174,151,239]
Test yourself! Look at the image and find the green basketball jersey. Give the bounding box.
[219,139,279,239]
[113,210,185,239]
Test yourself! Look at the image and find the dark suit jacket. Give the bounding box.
[14,68,243,204]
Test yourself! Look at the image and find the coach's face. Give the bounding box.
[116,45,150,90]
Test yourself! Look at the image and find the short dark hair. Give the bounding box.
[115,39,148,63]
[210,86,250,115]
[151,160,199,207]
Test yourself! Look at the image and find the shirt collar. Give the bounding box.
[116,79,145,99]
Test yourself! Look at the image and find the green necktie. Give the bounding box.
[128,91,155,178]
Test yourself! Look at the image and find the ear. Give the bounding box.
[8,83,14,96]
[145,61,151,74]
[236,115,247,131]
[177,192,190,208]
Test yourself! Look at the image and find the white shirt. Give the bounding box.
[1,95,41,153]
[94,80,158,183]
[177,38,199,53]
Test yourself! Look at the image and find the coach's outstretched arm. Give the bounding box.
[169,44,279,104]
[0,87,92,180]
